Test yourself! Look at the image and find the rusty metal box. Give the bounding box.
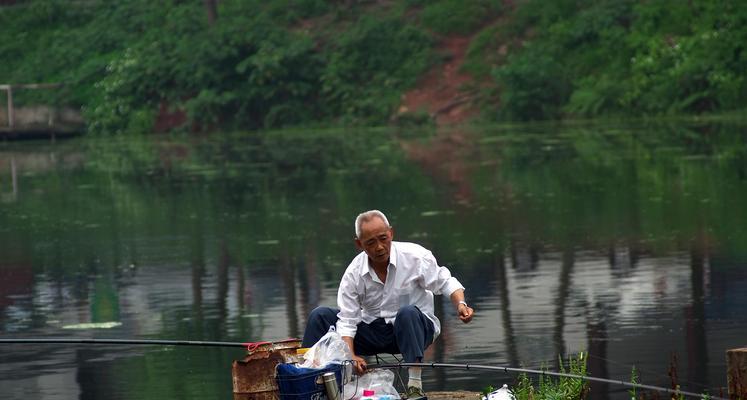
[232,339,302,400]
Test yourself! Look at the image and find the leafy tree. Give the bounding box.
[491,0,747,120]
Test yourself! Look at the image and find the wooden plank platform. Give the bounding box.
[428,391,482,399]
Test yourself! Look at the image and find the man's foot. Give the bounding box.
[404,386,428,400]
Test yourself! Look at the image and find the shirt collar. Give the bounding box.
[360,241,398,277]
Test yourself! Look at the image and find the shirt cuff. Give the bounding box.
[443,277,465,297]
[335,320,358,338]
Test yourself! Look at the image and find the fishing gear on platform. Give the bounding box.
[369,362,726,400]
[0,338,725,399]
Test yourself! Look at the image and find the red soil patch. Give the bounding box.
[153,100,188,133]
[399,35,478,125]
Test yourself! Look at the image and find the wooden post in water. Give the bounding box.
[2,85,14,128]
[727,347,747,399]
[11,156,18,200]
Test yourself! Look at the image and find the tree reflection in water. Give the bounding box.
[1,122,747,398]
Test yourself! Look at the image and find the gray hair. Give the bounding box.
[354,210,390,238]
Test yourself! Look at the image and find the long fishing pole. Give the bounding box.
[369,362,726,400]
[0,338,252,348]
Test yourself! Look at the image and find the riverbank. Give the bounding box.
[2,1,745,134]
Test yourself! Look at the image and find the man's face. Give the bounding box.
[356,217,393,266]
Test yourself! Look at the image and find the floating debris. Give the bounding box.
[62,321,122,330]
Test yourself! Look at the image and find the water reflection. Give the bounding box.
[1,122,747,399]
[686,236,709,392]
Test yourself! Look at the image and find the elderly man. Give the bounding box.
[302,210,474,399]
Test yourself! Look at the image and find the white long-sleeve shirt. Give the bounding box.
[335,241,465,340]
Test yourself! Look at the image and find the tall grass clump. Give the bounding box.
[513,352,589,400]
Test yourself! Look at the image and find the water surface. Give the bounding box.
[1,121,746,399]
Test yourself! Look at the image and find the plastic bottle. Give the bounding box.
[360,389,376,400]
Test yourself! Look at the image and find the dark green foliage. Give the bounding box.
[84,3,327,133]
[495,43,572,121]
[1,0,433,133]
[320,16,432,124]
[492,0,747,120]
[3,0,746,130]
[419,0,502,35]
[261,0,331,23]
[463,22,509,79]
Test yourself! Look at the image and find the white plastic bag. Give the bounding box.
[300,327,352,369]
[342,369,399,399]
[483,384,516,400]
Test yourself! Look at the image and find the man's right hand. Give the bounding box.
[342,336,367,374]
[351,354,367,375]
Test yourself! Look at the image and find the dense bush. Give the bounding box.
[494,42,572,121]
[418,0,502,35]
[1,0,432,133]
[321,15,432,124]
[84,2,334,132]
[492,0,747,120]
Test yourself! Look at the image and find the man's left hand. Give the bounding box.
[457,303,474,323]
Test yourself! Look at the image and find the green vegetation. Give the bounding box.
[417,0,502,35]
[629,366,638,399]
[0,0,442,132]
[490,0,747,120]
[1,0,746,131]
[508,354,713,400]
[513,353,588,400]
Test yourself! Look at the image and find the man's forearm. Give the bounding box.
[449,288,466,309]
[450,288,474,323]
[342,335,356,356]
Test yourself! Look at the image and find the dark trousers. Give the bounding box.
[302,305,435,363]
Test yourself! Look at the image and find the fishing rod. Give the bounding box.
[368,362,726,400]
[0,338,255,349]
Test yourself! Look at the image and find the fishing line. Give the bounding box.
[368,362,726,400]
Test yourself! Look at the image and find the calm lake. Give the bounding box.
[1,121,746,399]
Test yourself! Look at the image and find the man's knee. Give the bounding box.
[396,305,422,322]
[394,305,433,342]
[303,306,339,347]
[309,306,338,322]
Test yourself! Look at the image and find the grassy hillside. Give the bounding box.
[1,0,745,133]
